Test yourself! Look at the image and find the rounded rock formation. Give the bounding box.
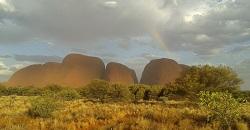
[140,58,182,86]
[103,62,138,85]
[61,54,105,87]
[8,54,105,88]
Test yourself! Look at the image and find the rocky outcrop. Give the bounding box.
[6,54,189,88]
[140,58,182,86]
[103,62,138,85]
[61,54,105,87]
[8,54,105,88]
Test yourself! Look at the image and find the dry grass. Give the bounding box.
[0,96,249,130]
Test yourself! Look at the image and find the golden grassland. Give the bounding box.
[0,96,249,130]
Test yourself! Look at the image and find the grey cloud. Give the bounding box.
[139,54,164,61]
[235,58,250,90]
[71,48,86,54]
[230,45,250,53]
[117,42,131,50]
[14,54,63,63]
[236,59,250,71]
[0,55,11,59]
[159,0,250,55]
[0,0,168,45]
[1,0,250,58]
[101,53,118,58]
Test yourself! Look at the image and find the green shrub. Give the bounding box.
[148,85,165,100]
[28,96,59,118]
[176,65,243,95]
[56,88,81,101]
[25,87,43,96]
[1,86,24,96]
[0,84,6,96]
[158,85,189,101]
[198,91,247,129]
[80,80,133,103]
[43,84,64,94]
[129,84,151,101]
[108,83,133,102]
[81,79,110,103]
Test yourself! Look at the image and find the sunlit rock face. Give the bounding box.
[6,54,189,88]
[103,62,138,85]
[61,54,105,87]
[8,54,105,88]
[140,58,182,86]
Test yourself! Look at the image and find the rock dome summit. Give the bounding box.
[140,58,182,86]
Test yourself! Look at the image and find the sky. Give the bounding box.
[0,0,250,90]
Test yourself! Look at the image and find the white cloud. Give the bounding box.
[0,61,25,75]
[0,69,12,75]
[104,1,118,8]
[0,61,8,70]
[0,61,16,75]
[9,64,23,71]
[0,0,15,12]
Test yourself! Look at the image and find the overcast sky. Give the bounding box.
[0,0,250,90]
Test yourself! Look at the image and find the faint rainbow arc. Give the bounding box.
[151,29,169,51]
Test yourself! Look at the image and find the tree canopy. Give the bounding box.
[175,64,244,94]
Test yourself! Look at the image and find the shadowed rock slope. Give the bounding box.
[103,62,138,85]
[140,58,182,86]
[8,54,105,88]
[179,64,190,72]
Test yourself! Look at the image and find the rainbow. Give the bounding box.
[151,29,169,51]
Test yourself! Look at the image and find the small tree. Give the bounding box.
[198,91,247,129]
[176,65,243,95]
[108,83,133,102]
[81,79,111,103]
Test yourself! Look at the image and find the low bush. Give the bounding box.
[43,84,64,94]
[129,84,151,101]
[198,91,247,129]
[108,83,133,102]
[80,80,133,103]
[28,96,59,118]
[56,88,81,101]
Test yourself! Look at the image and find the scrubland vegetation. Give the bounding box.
[0,64,250,130]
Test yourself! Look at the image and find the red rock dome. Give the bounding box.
[103,62,138,85]
[140,58,182,86]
